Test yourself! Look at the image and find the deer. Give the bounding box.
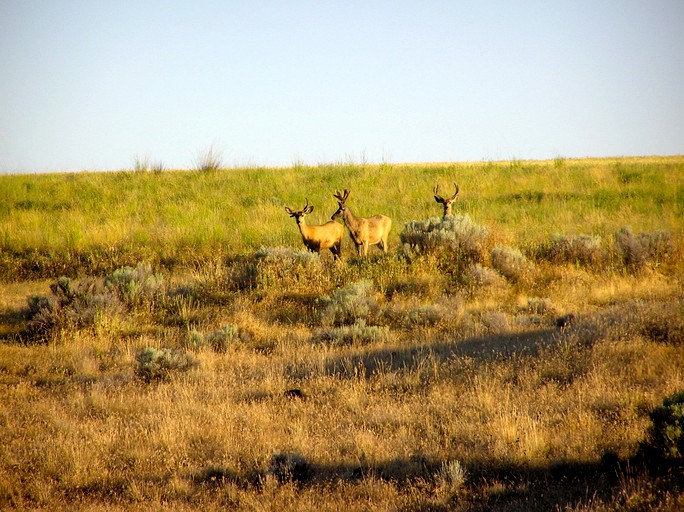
[285,199,344,260]
[331,189,392,256]
[434,183,460,218]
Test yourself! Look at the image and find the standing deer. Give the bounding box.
[434,183,459,218]
[285,199,344,260]
[331,189,392,256]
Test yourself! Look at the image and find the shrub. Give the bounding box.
[104,263,163,307]
[435,460,467,495]
[386,276,442,300]
[27,277,121,334]
[252,247,325,290]
[182,324,241,352]
[407,304,446,326]
[461,263,505,289]
[319,280,379,326]
[313,319,389,346]
[522,297,554,315]
[615,227,672,271]
[207,324,240,352]
[539,234,604,266]
[641,391,684,460]
[135,347,199,382]
[267,452,311,484]
[400,214,488,262]
[479,310,510,334]
[490,245,534,282]
[183,330,205,351]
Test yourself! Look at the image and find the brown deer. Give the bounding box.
[331,189,392,256]
[434,183,459,218]
[285,199,344,260]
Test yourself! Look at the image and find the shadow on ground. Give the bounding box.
[190,451,683,511]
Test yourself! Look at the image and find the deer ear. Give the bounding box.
[434,195,444,204]
[306,205,314,214]
[285,207,293,214]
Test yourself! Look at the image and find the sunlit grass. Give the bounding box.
[0,156,683,510]
[2,157,681,274]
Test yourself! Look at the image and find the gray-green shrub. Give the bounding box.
[27,277,121,335]
[319,279,379,327]
[313,319,389,346]
[400,214,489,262]
[104,263,163,307]
[615,227,672,271]
[182,324,241,352]
[135,347,199,382]
[461,263,505,289]
[490,245,534,282]
[540,234,604,266]
[252,246,325,290]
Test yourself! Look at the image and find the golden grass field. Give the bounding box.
[1,156,683,510]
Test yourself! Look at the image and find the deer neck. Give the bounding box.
[296,217,312,237]
[342,207,363,230]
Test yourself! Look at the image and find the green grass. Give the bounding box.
[1,156,683,511]
[1,156,682,279]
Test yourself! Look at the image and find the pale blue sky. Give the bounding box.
[1,1,683,173]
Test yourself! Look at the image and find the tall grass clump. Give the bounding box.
[193,145,224,172]
[400,214,489,263]
[133,155,164,173]
[435,460,468,496]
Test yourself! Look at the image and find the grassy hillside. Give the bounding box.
[1,157,683,510]
[1,156,682,278]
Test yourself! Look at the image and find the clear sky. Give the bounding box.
[1,1,683,173]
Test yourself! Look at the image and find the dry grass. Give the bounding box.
[1,157,683,510]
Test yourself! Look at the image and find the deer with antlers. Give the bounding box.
[331,189,392,256]
[285,199,344,260]
[434,183,460,218]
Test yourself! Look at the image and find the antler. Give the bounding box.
[449,183,460,200]
[434,184,445,203]
[434,183,459,203]
[333,189,350,202]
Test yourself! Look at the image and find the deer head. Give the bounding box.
[331,189,350,220]
[434,183,459,217]
[285,198,314,224]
